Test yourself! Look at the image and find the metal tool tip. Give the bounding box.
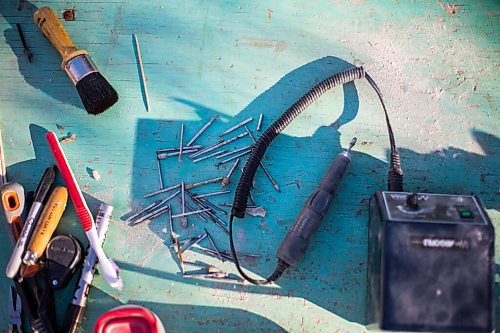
[348,137,357,151]
[273,183,281,192]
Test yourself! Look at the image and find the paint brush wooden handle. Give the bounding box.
[33,6,87,68]
[23,186,68,266]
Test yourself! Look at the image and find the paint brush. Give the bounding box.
[33,7,118,115]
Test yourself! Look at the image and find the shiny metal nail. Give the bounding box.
[204,228,223,262]
[182,233,208,253]
[218,117,253,137]
[131,205,170,226]
[157,145,202,154]
[244,126,280,192]
[192,149,228,163]
[186,116,217,147]
[221,158,240,188]
[179,124,184,162]
[193,190,230,199]
[257,113,263,131]
[185,177,224,190]
[125,199,163,222]
[189,132,248,158]
[172,208,211,219]
[197,197,227,215]
[158,149,198,160]
[216,149,251,166]
[183,199,207,222]
[180,182,187,227]
[144,183,181,198]
[215,146,252,159]
[132,190,180,224]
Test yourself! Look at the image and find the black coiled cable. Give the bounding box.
[229,66,403,285]
[232,66,365,218]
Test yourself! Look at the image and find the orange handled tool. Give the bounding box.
[23,186,68,266]
[1,182,25,244]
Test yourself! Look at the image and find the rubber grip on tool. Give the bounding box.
[46,132,94,232]
[276,152,351,267]
[33,6,87,68]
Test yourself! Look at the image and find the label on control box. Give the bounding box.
[382,192,487,225]
[409,235,470,250]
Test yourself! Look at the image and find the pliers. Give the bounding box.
[8,286,23,333]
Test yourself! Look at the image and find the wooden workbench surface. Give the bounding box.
[1,1,498,331]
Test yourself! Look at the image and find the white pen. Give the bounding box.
[5,166,56,278]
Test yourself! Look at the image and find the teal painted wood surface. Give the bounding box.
[1,0,499,331]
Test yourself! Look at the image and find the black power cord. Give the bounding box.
[229,66,403,285]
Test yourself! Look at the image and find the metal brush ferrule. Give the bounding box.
[64,54,99,85]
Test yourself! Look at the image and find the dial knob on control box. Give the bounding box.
[406,193,419,210]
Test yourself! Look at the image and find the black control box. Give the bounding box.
[367,192,495,332]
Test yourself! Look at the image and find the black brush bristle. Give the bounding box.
[75,72,118,115]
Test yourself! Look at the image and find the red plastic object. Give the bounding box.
[46,131,93,231]
[94,306,164,333]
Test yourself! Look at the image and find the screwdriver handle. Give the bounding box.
[276,149,352,267]
[23,187,68,266]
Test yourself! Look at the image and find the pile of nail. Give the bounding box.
[124,114,273,281]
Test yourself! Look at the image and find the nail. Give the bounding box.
[132,190,180,224]
[218,117,253,137]
[204,228,223,262]
[179,124,184,162]
[189,132,248,158]
[182,199,207,222]
[156,158,164,189]
[157,145,202,154]
[172,208,211,219]
[244,126,280,192]
[125,199,163,222]
[158,149,198,160]
[221,158,240,188]
[215,146,252,159]
[186,116,217,147]
[197,197,227,215]
[257,113,263,131]
[216,149,251,166]
[168,207,176,241]
[192,149,228,163]
[248,190,256,206]
[192,190,231,199]
[131,205,170,226]
[185,177,224,190]
[182,233,207,253]
[180,182,187,227]
[144,183,181,198]
[187,193,229,232]
[201,248,233,262]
